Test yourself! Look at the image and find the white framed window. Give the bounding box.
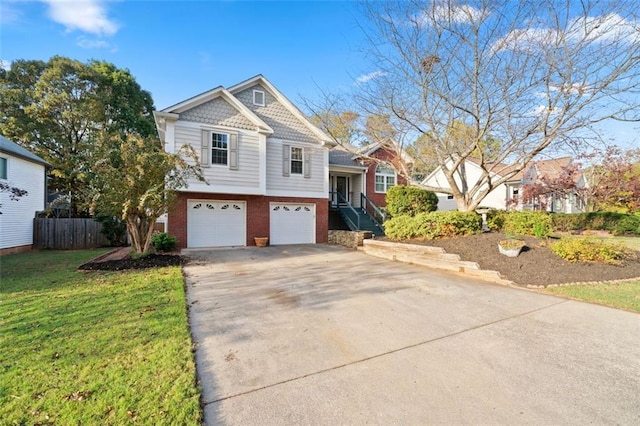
[375,164,396,193]
[0,157,7,180]
[290,146,303,175]
[253,90,265,106]
[200,130,239,170]
[211,132,229,165]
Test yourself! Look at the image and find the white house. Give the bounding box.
[154,75,336,248]
[0,135,48,255]
[422,158,522,210]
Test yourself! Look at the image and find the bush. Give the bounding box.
[613,215,640,236]
[486,209,508,231]
[95,215,127,246]
[502,211,553,237]
[385,211,482,240]
[151,232,177,252]
[550,212,640,235]
[385,185,438,217]
[550,237,634,265]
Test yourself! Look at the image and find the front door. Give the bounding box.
[336,176,348,204]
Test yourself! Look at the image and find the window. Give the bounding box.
[211,133,228,165]
[290,146,303,174]
[447,195,454,200]
[253,90,265,106]
[375,164,396,193]
[0,157,6,180]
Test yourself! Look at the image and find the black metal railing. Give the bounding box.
[330,191,360,230]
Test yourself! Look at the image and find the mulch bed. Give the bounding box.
[387,232,640,287]
[79,248,183,271]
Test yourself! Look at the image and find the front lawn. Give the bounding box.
[543,280,640,313]
[0,249,201,425]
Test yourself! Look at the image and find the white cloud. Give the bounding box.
[416,4,485,26]
[0,60,12,71]
[41,0,119,36]
[567,14,640,45]
[355,70,387,85]
[0,2,22,25]
[76,36,110,49]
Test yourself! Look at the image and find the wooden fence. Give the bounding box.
[33,218,109,249]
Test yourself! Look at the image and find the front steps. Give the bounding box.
[360,239,514,286]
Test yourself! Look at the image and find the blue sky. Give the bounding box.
[1,0,369,109]
[1,0,638,149]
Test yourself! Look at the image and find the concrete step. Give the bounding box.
[361,239,514,286]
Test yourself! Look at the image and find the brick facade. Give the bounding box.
[169,192,329,248]
[363,147,408,207]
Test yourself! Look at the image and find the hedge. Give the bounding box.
[385,211,482,240]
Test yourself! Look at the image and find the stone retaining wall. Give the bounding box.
[328,230,373,248]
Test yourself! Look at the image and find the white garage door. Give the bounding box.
[270,203,316,245]
[187,200,246,248]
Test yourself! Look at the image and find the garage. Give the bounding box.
[187,200,246,248]
[270,203,316,245]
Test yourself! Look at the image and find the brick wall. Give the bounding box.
[168,192,329,248]
[364,147,408,207]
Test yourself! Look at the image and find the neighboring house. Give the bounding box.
[422,158,522,211]
[422,156,585,212]
[153,75,335,249]
[519,157,586,213]
[0,135,48,255]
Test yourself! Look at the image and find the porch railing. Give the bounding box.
[330,191,360,230]
[361,193,386,226]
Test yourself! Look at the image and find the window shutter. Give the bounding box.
[282,144,290,177]
[229,133,239,170]
[200,130,210,167]
[303,148,311,178]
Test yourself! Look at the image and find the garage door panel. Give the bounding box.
[188,201,245,248]
[270,203,315,245]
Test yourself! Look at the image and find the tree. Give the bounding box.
[309,110,360,147]
[584,147,640,212]
[0,182,28,214]
[519,161,585,211]
[322,0,640,211]
[90,133,203,254]
[0,56,155,214]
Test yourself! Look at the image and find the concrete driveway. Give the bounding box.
[183,245,640,425]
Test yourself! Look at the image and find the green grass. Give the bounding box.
[544,280,640,313]
[0,250,201,425]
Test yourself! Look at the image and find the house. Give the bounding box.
[421,155,585,212]
[154,75,336,249]
[327,141,411,235]
[0,135,48,255]
[519,157,586,213]
[422,158,522,211]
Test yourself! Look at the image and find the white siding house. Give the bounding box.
[0,135,48,254]
[153,75,335,248]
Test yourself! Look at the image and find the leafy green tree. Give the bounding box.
[91,133,203,254]
[0,56,155,214]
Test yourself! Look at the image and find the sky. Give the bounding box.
[1,0,638,150]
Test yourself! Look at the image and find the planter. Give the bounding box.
[254,237,269,247]
[498,240,525,257]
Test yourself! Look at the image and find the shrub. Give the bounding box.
[385,185,438,217]
[486,209,509,231]
[151,232,177,252]
[550,213,587,232]
[502,211,553,237]
[613,215,640,236]
[550,237,634,265]
[385,211,482,240]
[95,215,127,246]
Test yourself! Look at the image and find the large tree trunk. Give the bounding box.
[126,215,156,254]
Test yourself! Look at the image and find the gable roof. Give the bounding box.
[533,157,572,180]
[0,135,49,166]
[357,140,415,164]
[329,148,367,169]
[160,86,274,135]
[228,75,334,146]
